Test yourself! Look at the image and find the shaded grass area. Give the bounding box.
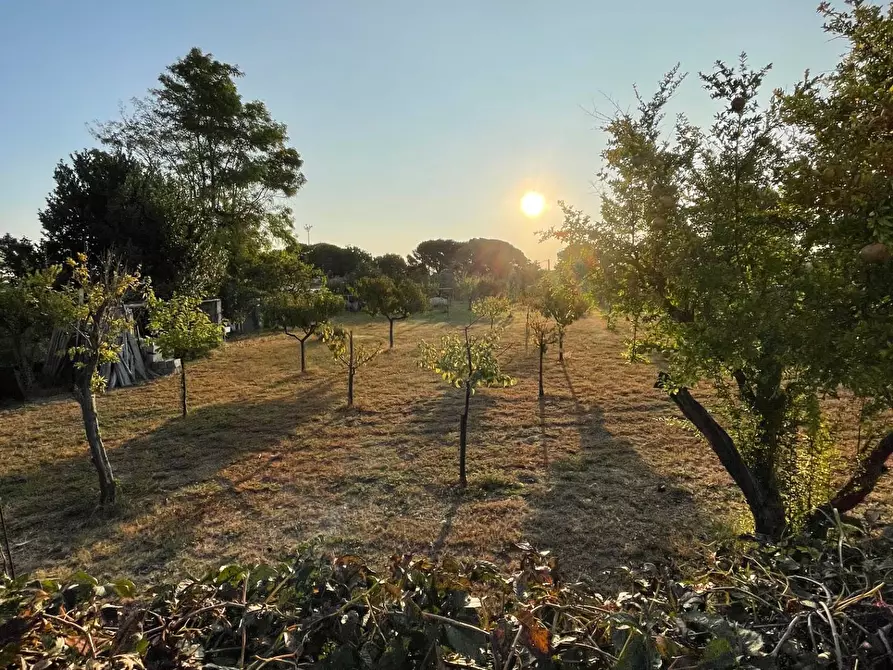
[4,307,884,586]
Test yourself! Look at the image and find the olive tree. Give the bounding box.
[321,324,381,406]
[64,254,141,505]
[418,325,515,487]
[263,289,343,372]
[354,276,426,348]
[146,291,223,417]
[534,274,589,363]
[471,294,511,329]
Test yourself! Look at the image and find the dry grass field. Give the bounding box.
[2,308,891,586]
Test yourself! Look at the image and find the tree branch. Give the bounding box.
[819,431,893,516]
[657,373,785,536]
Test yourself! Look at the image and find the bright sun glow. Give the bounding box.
[520,191,545,218]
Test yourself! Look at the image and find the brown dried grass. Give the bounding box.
[1,308,889,586]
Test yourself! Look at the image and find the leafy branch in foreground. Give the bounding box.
[4,526,893,668]
[321,324,382,407]
[418,325,514,487]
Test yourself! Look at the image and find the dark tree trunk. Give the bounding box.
[538,345,545,398]
[459,382,470,488]
[300,337,307,373]
[558,330,565,363]
[811,431,893,525]
[76,374,116,505]
[347,331,354,406]
[180,360,188,418]
[662,376,786,538]
[389,318,395,349]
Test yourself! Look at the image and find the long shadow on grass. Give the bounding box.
[521,361,704,587]
[0,378,338,578]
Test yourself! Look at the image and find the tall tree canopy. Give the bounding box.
[94,47,306,290]
[410,239,465,274]
[38,149,216,296]
[303,243,377,281]
[0,235,44,280]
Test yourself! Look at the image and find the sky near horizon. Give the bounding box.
[0,1,842,265]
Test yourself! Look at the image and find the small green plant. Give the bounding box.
[321,324,382,406]
[263,288,343,372]
[471,294,511,329]
[418,323,515,487]
[354,276,427,348]
[146,290,224,417]
[529,314,557,398]
[534,274,589,362]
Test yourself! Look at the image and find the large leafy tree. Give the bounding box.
[374,253,409,280]
[549,9,893,537]
[410,239,465,274]
[303,243,377,281]
[418,326,515,487]
[0,235,44,279]
[354,276,427,348]
[146,291,224,417]
[94,47,306,290]
[38,149,217,296]
[263,288,343,373]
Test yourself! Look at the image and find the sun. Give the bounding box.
[520,191,545,218]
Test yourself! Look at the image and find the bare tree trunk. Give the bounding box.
[300,337,308,373]
[558,330,565,363]
[0,499,13,579]
[660,375,786,538]
[388,318,395,349]
[77,375,116,505]
[180,360,188,418]
[538,345,545,398]
[347,331,355,406]
[459,381,470,488]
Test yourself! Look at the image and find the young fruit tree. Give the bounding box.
[0,266,69,397]
[354,276,427,348]
[321,324,381,406]
[529,314,557,398]
[471,294,512,329]
[546,6,893,539]
[64,254,141,505]
[534,274,589,363]
[146,291,224,417]
[418,325,515,487]
[263,288,343,372]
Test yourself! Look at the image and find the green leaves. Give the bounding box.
[471,295,511,328]
[354,276,427,319]
[418,327,515,391]
[263,287,343,337]
[146,289,223,362]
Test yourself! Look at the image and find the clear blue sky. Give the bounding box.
[0,1,840,264]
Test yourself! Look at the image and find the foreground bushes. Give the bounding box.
[2,529,893,668]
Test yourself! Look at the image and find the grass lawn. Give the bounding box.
[1,308,890,585]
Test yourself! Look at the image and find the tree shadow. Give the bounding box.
[0,379,338,578]
[522,362,706,588]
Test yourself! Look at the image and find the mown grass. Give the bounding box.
[1,307,890,586]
